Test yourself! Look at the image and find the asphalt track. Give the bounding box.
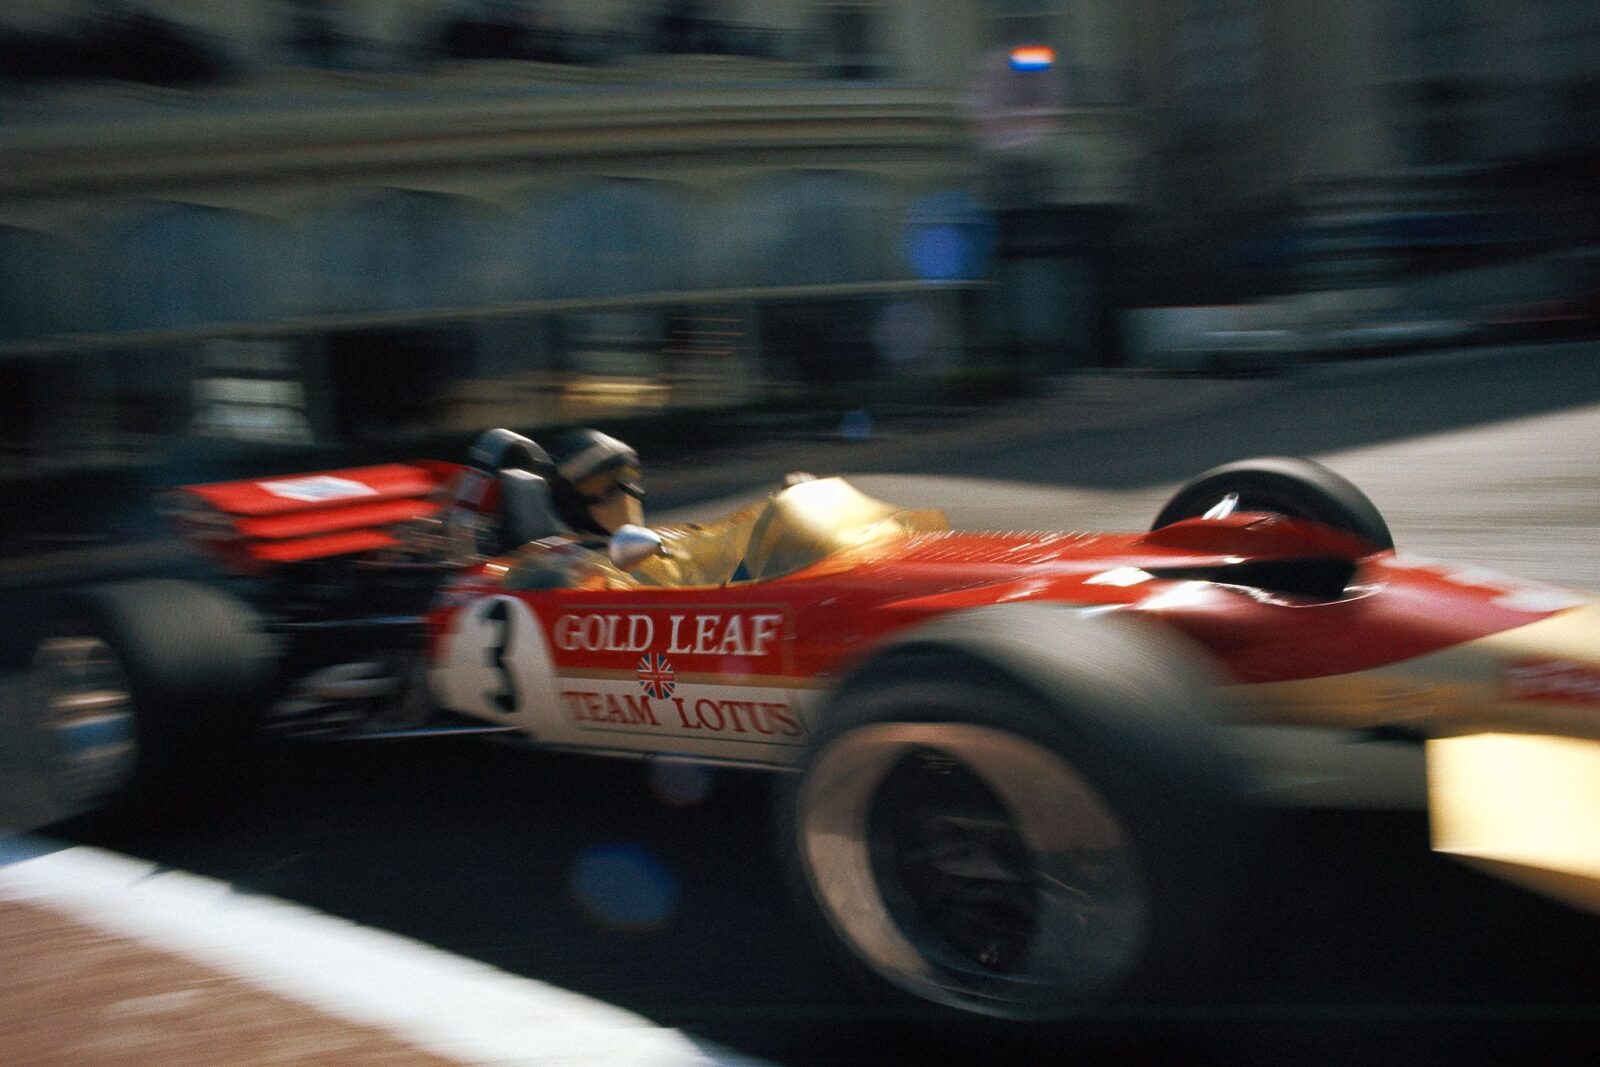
[6,341,1600,1063]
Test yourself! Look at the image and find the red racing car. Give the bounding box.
[27,446,1600,1018]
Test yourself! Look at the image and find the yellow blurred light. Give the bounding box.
[1429,733,1600,913]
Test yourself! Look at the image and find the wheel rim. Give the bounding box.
[798,722,1149,1016]
[31,634,138,808]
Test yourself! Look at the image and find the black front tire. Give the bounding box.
[781,609,1253,1019]
[1152,456,1393,550]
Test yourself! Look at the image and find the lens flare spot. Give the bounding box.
[910,225,971,281]
[840,409,874,441]
[569,844,680,931]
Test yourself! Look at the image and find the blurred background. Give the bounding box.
[6,7,1600,1060]
[0,0,1596,492]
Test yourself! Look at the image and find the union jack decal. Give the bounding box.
[636,653,676,699]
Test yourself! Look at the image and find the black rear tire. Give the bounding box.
[29,579,270,822]
[1152,456,1393,549]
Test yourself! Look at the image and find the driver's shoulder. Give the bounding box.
[502,534,630,589]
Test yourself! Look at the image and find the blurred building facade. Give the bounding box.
[1139,0,1600,304]
[0,0,1147,469]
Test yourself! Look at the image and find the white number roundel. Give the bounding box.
[436,595,557,729]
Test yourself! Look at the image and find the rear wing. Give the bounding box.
[159,461,463,573]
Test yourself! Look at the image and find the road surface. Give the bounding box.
[6,343,1600,1063]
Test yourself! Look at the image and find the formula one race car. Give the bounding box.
[26,442,1600,1018]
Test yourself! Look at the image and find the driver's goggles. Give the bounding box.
[579,467,644,506]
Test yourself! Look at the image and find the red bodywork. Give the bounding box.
[165,462,1582,693]
[437,512,1575,691]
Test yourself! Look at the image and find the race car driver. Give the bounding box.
[545,427,839,582]
[546,427,645,538]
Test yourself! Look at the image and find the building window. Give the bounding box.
[739,172,892,287]
[314,192,483,315]
[1174,1,1262,128]
[193,340,313,445]
[1403,0,1472,77]
[988,0,1054,51]
[653,0,712,55]
[529,181,689,300]
[814,3,887,80]
[1543,0,1600,79]
[629,0,788,60]
[283,0,347,68]
[105,207,263,332]
[0,228,72,341]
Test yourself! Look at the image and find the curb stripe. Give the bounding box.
[0,838,765,1066]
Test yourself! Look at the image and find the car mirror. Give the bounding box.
[610,524,666,570]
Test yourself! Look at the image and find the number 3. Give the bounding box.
[481,598,519,714]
